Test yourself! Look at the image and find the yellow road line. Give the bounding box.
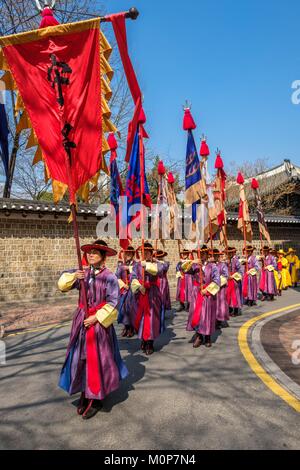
[238,303,300,413]
[4,321,71,338]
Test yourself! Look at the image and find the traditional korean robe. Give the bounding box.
[115,260,138,328]
[176,260,193,304]
[227,256,243,309]
[132,261,165,341]
[158,260,172,311]
[216,262,229,322]
[286,254,300,285]
[58,266,128,401]
[259,255,277,295]
[243,255,260,302]
[186,262,220,337]
[278,257,292,289]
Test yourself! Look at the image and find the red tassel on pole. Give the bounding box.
[157,160,166,175]
[251,178,259,190]
[168,172,175,184]
[237,172,245,185]
[183,108,196,131]
[200,139,210,157]
[215,153,224,169]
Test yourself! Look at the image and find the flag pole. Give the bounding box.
[155,172,162,251]
[63,144,89,319]
[138,123,145,282]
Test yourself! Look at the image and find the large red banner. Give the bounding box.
[0,19,102,202]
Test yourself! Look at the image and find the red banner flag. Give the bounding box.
[0,19,103,203]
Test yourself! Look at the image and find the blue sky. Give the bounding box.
[103,0,300,172]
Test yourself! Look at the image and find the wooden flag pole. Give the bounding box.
[155,172,162,251]
[138,124,145,283]
[63,145,89,319]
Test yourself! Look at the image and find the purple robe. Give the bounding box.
[133,261,165,341]
[59,267,128,401]
[216,262,229,322]
[260,255,277,295]
[197,263,220,336]
[116,261,138,328]
[176,261,193,303]
[244,255,260,301]
[228,256,243,309]
[159,261,172,311]
[186,263,202,331]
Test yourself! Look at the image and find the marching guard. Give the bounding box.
[116,246,138,338]
[131,242,165,356]
[58,240,128,420]
[176,248,193,312]
[259,246,277,301]
[227,247,243,317]
[155,249,172,313]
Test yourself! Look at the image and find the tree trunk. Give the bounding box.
[3,132,20,198]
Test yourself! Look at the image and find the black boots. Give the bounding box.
[77,394,103,420]
[82,399,103,420]
[141,340,154,355]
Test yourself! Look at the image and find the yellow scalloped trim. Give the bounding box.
[16,110,31,133]
[100,31,112,60]
[101,54,114,82]
[26,128,39,150]
[0,49,9,70]
[1,70,17,90]
[32,146,43,165]
[52,179,68,204]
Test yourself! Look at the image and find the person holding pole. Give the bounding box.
[227,247,243,317]
[116,246,138,338]
[131,242,165,356]
[259,246,277,301]
[58,240,128,420]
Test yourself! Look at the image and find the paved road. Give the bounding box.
[1,290,300,450]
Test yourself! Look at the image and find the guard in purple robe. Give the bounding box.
[176,248,193,312]
[213,249,230,329]
[259,246,277,301]
[227,247,243,316]
[58,240,128,420]
[242,246,260,306]
[131,242,165,356]
[115,246,138,337]
[185,253,202,340]
[154,249,172,312]
[185,246,221,349]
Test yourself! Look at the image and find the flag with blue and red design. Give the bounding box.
[120,126,152,248]
[110,150,124,237]
[185,130,202,224]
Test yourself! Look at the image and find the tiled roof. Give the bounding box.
[0,198,108,216]
[1,198,300,224]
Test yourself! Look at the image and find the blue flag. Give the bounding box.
[120,126,152,247]
[110,154,124,235]
[185,130,202,223]
[0,101,9,178]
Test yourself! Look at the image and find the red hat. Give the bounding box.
[81,240,117,257]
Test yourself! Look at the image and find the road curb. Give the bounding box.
[238,304,300,413]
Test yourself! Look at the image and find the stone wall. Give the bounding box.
[0,212,300,303]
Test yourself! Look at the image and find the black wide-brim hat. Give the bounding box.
[123,246,135,254]
[155,250,168,259]
[137,242,155,252]
[226,247,237,253]
[81,239,117,257]
[210,249,224,256]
